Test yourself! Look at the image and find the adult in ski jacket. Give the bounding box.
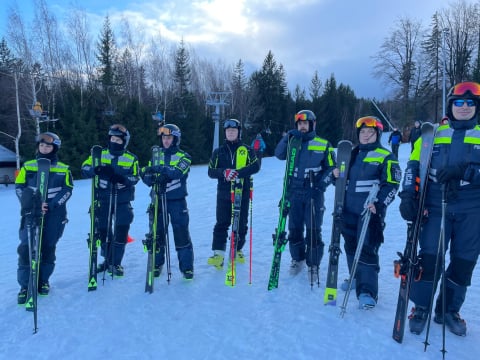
[207,119,260,268]
[275,110,336,281]
[140,124,194,280]
[251,133,266,166]
[81,124,139,277]
[388,127,402,158]
[408,120,422,152]
[335,116,400,309]
[399,81,480,337]
[15,132,73,303]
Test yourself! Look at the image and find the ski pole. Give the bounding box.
[340,183,379,317]
[423,184,448,356]
[249,177,253,285]
[160,187,172,283]
[102,183,114,284]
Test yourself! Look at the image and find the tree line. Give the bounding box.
[0,0,479,177]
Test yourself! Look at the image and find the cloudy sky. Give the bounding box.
[1,0,474,99]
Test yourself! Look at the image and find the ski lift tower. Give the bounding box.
[206,91,231,152]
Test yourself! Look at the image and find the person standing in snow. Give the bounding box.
[275,110,335,283]
[400,81,480,337]
[15,132,73,303]
[408,120,422,152]
[388,127,402,158]
[140,124,195,280]
[334,116,400,309]
[251,133,266,166]
[81,124,139,277]
[207,119,259,269]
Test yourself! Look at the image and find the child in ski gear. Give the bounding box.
[140,124,195,280]
[81,124,139,277]
[274,110,335,282]
[15,132,73,302]
[388,127,402,158]
[334,116,400,309]
[400,81,480,336]
[207,119,260,268]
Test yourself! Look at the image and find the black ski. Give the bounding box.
[225,177,243,286]
[87,145,103,291]
[268,136,302,290]
[392,122,436,343]
[145,145,162,293]
[25,157,50,333]
[324,140,353,305]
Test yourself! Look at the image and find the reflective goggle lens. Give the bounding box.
[451,82,480,96]
[356,117,383,130]
[38,133,54,145]
[295,113,308,121]
[223,120,239,129]
[158,126,172,136]
[453,99,476,107]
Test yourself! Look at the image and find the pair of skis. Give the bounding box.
[24,157,51,333]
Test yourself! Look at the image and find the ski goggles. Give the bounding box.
[158,126,180,137]
[294,113,308,121]
[223,119,240,129]
[450,82,480,96]
[452,99,476,107]
[36,133,60,146]
[108,124,127,137]
[355,116,384,130]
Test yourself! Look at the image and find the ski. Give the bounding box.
[145,145,162,293]
[87,145,103,291]
[324,140,353,305]
[268,136,302,290]
[225,178,243,286]
[25,157,50,333]
[392,122,436,343]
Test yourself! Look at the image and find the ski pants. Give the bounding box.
[287,189,325,267]
[212,189,250,252]
[17,208,67,287]
[341,210,384,300]
[410,209,480,313]
[97,200,134,266]
[149,198,194,272]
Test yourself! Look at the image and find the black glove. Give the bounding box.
[111,173,127,184]
[399,191,418,222]
[155,174,169,185]
[94,165,114,180]
[373,201,385,217]
[436,163,467,184]
[20,188,42,218]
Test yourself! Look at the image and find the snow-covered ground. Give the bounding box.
[1,134,478,359]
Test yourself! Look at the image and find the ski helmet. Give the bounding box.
[223,119,241,139]
[158,123,181,146]
[294,110,316,131]
[36,132,61,153]
[108,124,130,149]
[355,116,384,139]
[446,81,480,120]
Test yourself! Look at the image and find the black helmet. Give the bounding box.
[294,110,316,131]
[36,132,61,153]
[355,116,384,139]
[446,82,480,120]
[223,119,241,139]
[158,123,181,146]
[108,124,130,149]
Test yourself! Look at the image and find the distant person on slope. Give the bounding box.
[251,133,266,166]
[207,119,259,269]
[388,127,402,158]
[333,117,400,309]
[408,120,422,152]
[274,110,335,283]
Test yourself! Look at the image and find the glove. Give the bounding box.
[154,174,169,186]
[111,173,127,184]
[399,191,418,222]
[94,165,114,180]
[436,163,467,183]
[20,188,43,218]
[373,201,385,217]
[224,169,239,181]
